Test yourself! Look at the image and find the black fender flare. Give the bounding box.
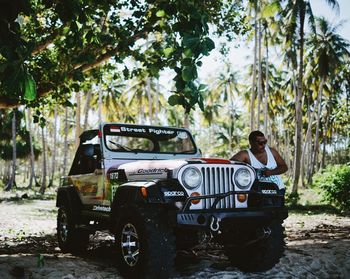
[56,186,82,218]
[110,179,187,229]
[111,182,156,226]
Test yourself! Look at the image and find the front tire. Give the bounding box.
[115,206,175,279]
[224,221,285,272]
[57,205,89,253]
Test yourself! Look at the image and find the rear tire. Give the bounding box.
[57,205,89,253]
[224,221,285,272]
[115,206,175,279]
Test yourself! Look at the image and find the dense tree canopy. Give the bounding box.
[0,0,246,112]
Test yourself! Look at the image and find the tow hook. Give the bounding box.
[261,227,271,239]
[210,216,221,233]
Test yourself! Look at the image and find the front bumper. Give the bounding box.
[175,189,288,229]
[177,207,288,229]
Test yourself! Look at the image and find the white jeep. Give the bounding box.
[56,123,287,278]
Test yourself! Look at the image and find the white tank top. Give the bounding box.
[247,145,284,189]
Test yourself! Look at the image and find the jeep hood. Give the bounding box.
[116,159,188,180]
[114,158,233,181]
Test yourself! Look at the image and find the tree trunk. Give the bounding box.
[302,87,313,186]
[228,84,233,152]
[184,112,190,129]
[147,77,152,124]
[83,90,92,131]
[320,99,332,169]
[5,110,16,191]
[292,8,305,194]
[250,1,258,131]
[75,91,81,148]
[40,126,47,194]
[62,107,69,178]
[5,161,11,181]
[139,90,145,124]
[27,108,37,188]
[155,79,160,125]
[320,132,327,169]
[309,78,325,183]
[257,18,262,130]
[98,89,102,123]
[263,27,269,135]
[302,128,313,187]
[49,107,58,187]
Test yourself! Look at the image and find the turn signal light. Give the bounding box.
[237,194,247,203]
[190,192,201,204]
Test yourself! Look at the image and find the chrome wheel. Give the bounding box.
[59,211,68,242]
[120,223,139,267]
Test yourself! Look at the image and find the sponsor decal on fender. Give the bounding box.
[93,205,111,212]
[129,168,168,175]
[261,189,277,194]
[164,191,185,197]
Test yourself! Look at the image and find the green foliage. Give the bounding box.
[312,164,350,211]
[0,0,246,115]
[22,73,37,101]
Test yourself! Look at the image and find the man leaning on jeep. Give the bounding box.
[230,130,288,193]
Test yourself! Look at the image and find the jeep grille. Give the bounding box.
[200,166,235,209]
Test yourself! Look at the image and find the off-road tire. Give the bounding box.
[224,221,285,272]
[115,206,175,279]
[175,228,199,251]
[57,205,89,253]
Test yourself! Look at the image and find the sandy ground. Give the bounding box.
[0,199,349,279]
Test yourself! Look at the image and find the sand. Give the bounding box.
[0,199,349,279]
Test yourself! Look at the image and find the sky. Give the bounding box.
[198,0,350,80]
[311,0,350,41]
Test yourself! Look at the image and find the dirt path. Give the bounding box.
[0,199,349,279]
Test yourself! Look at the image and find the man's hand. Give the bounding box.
[262,169,272,177]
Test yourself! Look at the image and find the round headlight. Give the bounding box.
[234,168,252,189]
[181,167,202,190]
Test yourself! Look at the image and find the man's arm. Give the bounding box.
[264,147,288,176]
[230,150,249,164]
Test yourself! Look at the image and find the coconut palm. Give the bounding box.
[282,0,339,193]
[27,108,38,188]
[4,110,17,191]
[305,17,349,182]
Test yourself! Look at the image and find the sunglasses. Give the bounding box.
[256,140,267,145]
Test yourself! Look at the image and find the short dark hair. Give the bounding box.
[249,130,265,143]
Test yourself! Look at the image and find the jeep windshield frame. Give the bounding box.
[102,124,197,157]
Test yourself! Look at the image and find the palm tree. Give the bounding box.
[39,125,47,194]
[283,0,339,193]
[49,107,58,187]
[128,75,164,125]
[27,108,38,188]
[5,109,16,191]
[204,65,241,154]
[75,91,81,148]
[307,17,349,181]
[83,90,92,130]
[61,106,70,178]
[248,0,259,131]
[260,1,282,134]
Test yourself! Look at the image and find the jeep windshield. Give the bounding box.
[102,124,197,155]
